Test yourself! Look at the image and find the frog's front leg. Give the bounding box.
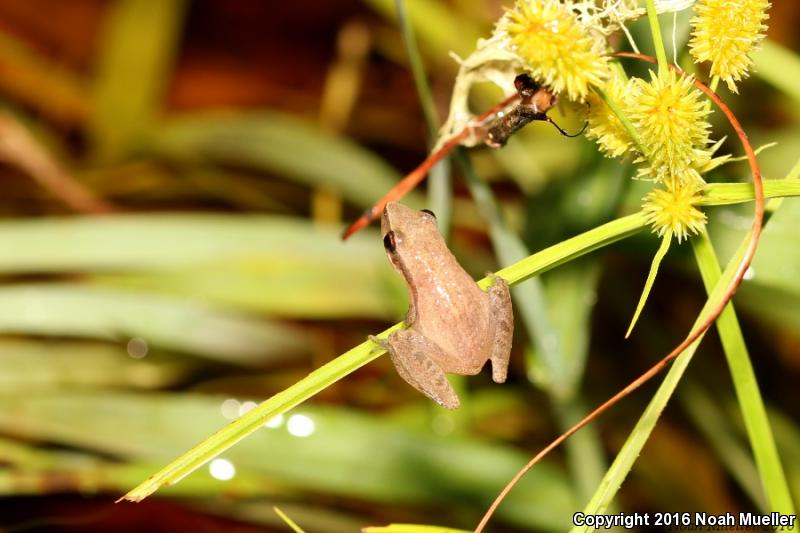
[487,274,514,383]
[377,329,460,410]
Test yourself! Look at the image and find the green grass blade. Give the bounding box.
[0,214,378,272]
[572,231,753,529]
[119,330,397,502]
[362,0,480,59]
[0,339,186,391]
[752,40,800,109]
[0,30,88,126]
[122,212,647,503]
[486,212,647,288]
[0,214,402,319]
[0,283,309,364]
[91,0,187,159]
[625,233,671,338]
[645,0,669,72]
[701,180,800,206]
[396,0,452,233]
[145,112,422,209]
[273,507,307,533]
[692,232,794,514]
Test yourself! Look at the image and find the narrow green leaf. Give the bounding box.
[485,212,648,288]
[395,0,452,234]
[625,233,671,338]
[0,30,88,125]
[145,112,423,209]
[0,284,309,364]
[0,339,186,391]
[274,507,307,533]
[91,0,187,159]
[692,234,794,514]
[701,180,800,206]
[362,0,481,59]
[752,40,800,109]
[0,214,403,318]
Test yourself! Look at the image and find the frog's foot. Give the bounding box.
[384,329,460,410]
[485,271,504,285]
[368,334,389,351]
[486,273,514,383]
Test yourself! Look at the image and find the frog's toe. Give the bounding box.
[368,335,390,350]
[437,394,460,410]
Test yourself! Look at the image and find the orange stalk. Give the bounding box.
[340,93,520,239]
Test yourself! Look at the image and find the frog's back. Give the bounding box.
[411,255,494,374]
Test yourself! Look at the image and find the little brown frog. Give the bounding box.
[374,202,514,409]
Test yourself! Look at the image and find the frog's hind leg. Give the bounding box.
[487,274,514,383]
[379,329,460,410]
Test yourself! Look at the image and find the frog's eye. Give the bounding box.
[420,209,436,219]
[383,230,397,252]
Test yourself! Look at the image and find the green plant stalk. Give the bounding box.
[702,180,800,206]
[625,232,671,338]
[691,231,794,514]
[489,212,647,289]
[572,230,752,529]
[395,0,452,234]
[594,86,643,154]
[121,211,647,502]
[645,0,669,73]
[765,157,800,214]
[395,0,437,136]
[274,507,308,533]
[120,321,400,502]
[91,0,187,160]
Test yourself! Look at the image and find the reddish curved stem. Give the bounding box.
[474,52,764,533]
[341,93,520,240]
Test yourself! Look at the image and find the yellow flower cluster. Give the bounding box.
[504,0,609,101]
[627,69,712,184]
[585,72,636,158]
[642,180,707,243]
[690,0,771,93]
[585,68,712,240]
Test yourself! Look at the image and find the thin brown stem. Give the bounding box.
[475,53,764,533]
[0,113,113,214]
[341,93,520,239]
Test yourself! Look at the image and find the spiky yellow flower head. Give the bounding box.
[689,0,770,93]
[642,180,706,243]
[585,73,636,158]
[503,0,609,101]
[628,69,711,184]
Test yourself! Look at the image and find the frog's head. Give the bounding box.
[381,202,439,263]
